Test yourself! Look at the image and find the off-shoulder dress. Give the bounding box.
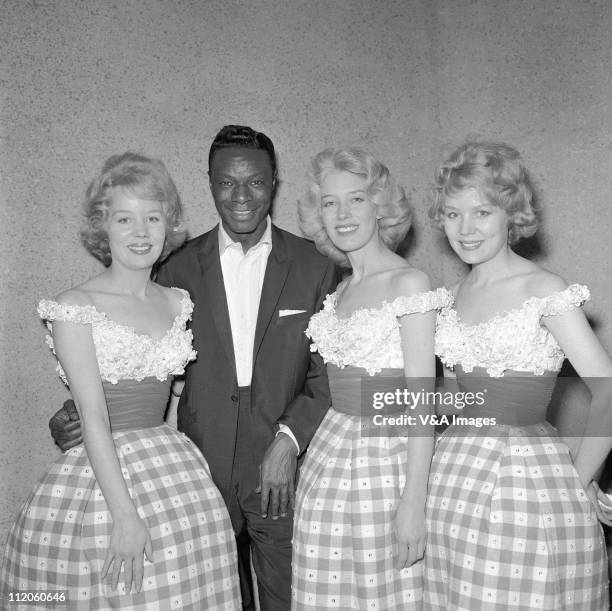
[424,285,608,610]
[1,289,241,610]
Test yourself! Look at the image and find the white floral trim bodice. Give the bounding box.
[435,284,590,377]
[37,288,197,384]
[306,288,453,376]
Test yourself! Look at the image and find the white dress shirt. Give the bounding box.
[218,218,299,451]
[219,218,272,386]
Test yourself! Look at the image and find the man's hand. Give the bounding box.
[49,399,82,451]
[256,433,298,519]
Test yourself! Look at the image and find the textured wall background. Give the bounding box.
[2,0,611,544]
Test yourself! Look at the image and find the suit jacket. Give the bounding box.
[156,224,337,495]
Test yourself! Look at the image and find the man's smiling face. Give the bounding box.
[209,147,275,250]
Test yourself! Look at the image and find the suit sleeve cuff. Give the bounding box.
[276,424,300,453]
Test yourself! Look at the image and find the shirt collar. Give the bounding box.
[218,216,272,255]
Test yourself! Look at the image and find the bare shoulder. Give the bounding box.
[390,266,432,299]
[155,283,187,316]
[155,282,184,302]
[54,285,97,308]
[523,268,568,299]
[55,272,113,306]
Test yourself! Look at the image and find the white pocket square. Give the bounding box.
[279,309,307,317]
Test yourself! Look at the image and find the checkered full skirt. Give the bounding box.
[292,408,423,610]
[423,422,608,610]
[1,424,241,610]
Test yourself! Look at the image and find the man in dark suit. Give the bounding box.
[50,125,336,610]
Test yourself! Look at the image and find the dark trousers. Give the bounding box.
[226,387,293,611]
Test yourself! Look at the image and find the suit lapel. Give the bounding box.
[195,229,237,375]
[253,226,291,363]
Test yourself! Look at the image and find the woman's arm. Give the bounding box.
[542,306,612,487]
[52,313,153,592]
[165,378,184,429]
[394,273,436,569]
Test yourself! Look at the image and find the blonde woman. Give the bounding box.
[424,142,611,609]
[1,153,241,609]
[292,147,451,609]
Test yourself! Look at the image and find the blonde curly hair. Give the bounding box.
[299,147,412,267]
[430,141,538,245]
[80,152,187,266]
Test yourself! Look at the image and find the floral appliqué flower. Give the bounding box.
[306,288,453,375]
[37,288,197,385]
[435,284,590,377]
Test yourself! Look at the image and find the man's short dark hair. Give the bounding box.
[208,125,278,179]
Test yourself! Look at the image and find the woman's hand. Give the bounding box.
[102,511,154,593]
[394,498,427,570]
[585,480,612,527]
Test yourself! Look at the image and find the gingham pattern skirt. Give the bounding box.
[1,424,241,610]
[423,422,608,610]
[292,408,423,610]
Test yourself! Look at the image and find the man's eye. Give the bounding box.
[322,200,335,207]
[117,217,130,223]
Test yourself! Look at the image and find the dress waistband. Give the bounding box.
[454,366,556,426]
[328,364,406,417]
[103,377,169,431]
